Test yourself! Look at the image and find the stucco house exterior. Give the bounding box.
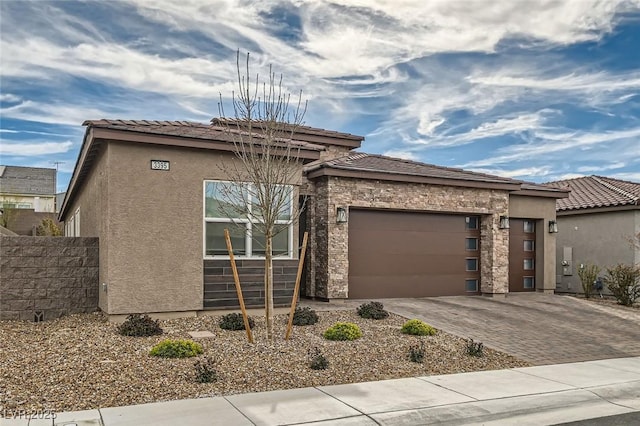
[546,175,640,294]
[59,119,568,318]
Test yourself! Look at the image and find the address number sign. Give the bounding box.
[150,160,170,171]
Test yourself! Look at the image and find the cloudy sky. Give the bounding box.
[1,0,640,192]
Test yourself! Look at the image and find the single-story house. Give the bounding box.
[546,175,640,294]
[59,119,568,318]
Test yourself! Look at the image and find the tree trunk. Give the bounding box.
[264,231,274,341]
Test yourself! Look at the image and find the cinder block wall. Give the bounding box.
[0,236,99,321]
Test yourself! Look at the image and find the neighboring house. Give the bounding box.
[0,165,56,212]
[546,175,640,294]
[59,119,568,318]
[0,165,58,235]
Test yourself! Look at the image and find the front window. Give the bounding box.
[204,180,293,258]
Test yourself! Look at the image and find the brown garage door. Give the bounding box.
[509,218,536,292]
[348,209,481,298]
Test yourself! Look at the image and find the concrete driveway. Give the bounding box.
[379,293,640,365]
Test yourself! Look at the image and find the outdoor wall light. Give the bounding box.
[548,220,559,234]
[498,215,510,229]
[336,207,348,224]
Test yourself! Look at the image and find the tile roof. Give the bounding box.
[307,153,520,184]
[83,119,325,151]
[211,118,364,141]
[545,175,640,211]
[0,165,56,195]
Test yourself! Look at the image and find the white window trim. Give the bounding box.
[74,208,80,237]
[203,180,295,260]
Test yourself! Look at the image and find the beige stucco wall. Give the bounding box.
[556,209,639,293]
[509,195,558,293]
[74,141,303,315]
[310,176,512,299]
[64,144,110,311]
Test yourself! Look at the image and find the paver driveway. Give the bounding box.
[378,294,640,365]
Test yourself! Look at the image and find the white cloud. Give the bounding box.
[467,166,553,179]
[0,100,113,126]
[461,127,640,168]
[576,162,626,173]
[0,141,74,156]
[608,172,640,182]
[0,93,21,102]
[382,150,419,161]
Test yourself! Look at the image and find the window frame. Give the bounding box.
[465,257,479,272]
[203,180,294,259]
[465,279,479,292]
[524,276,535,289]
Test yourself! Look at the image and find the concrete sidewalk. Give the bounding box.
[3,357,639,426]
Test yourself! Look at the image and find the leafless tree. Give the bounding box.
[215,51,307,341]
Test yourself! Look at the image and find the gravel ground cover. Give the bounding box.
[0,309,529,413]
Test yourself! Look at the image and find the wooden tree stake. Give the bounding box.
[225,229,253,343]
[285,231,309,340]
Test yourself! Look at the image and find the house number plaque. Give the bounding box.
[150,160,170,171]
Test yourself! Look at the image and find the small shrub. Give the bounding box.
[323,322,362,341]
[401,319,436,336]
[308,346,329,370]
[194,356,218,383]
[219,313,255,330]
[36,217,62,236]
[466,339,484,357]
[118,313,163,337]
[150,339,203,358]
[408,340,426,363]
[292,306,319,326]
[578,263,601,299]
[356,301,389,320]
[604,264,640,306]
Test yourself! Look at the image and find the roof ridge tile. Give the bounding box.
[592,175,639,203]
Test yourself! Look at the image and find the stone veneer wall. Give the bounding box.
[0,236,99,321]
[311,176,510,299]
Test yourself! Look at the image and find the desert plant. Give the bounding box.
[408,340,426,363]
[577,263,601,299]
[36,217,63,236]
[291,306,319,326]
[466,339,484,357]
[401,319,436,336]
[118,313,163,337]
[308,346,329,370]
[150,339,203,358]
[323,322,362,341]
[356,301,389,320]
[604,264,640,306]
[194,356,218,383]
[219,313,255,331]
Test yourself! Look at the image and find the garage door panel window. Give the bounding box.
[465,238,478,251]
[465,216,479,230]
[204,180,293,258]
[465,279,479,292]
[524,240,535,251]
[466,258,478,271]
